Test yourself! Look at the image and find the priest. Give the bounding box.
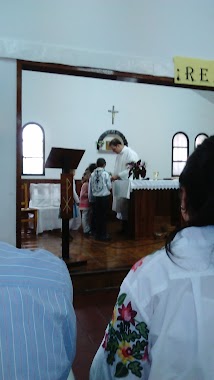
[109,138,139,232]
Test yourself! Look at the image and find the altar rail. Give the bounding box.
[21,179,82,234]
[21,178,82,204]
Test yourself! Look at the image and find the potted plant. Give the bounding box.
[127,160,146,179]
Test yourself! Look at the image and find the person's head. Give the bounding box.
[179,135,214,226]
[82,169,90,183]
[96,158,106,168]
[109,138,124,154]
[88,163,97,173]
[166,135,214,255]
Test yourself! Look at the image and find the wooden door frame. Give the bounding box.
[16,60,212,247]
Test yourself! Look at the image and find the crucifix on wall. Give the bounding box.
[108,105,119,124]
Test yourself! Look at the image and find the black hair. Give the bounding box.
[96,158,106,167]
[88,163,97,173]
[82,168,90,179]
[165,135,214,255]
[109,138,122,147]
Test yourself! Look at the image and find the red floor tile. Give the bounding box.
[72,289,118,380]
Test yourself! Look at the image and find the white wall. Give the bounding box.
[22,70,214,180]
[0,1,214,75]
[0,1,214,244]
[0,59,17,244]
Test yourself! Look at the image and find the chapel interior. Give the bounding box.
[1,2,214,378]
[18,64,212,379]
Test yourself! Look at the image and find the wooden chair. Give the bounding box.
[21,183,38,234]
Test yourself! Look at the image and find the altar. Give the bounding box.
[113,179,180,239]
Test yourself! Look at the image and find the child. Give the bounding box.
[89,158,112,241]
[69,169,81,236]
[79,169,91,236]
[87,163,97,236]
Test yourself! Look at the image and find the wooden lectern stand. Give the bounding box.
[45,147,86,266]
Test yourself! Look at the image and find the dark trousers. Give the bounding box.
[95,196,109,238]
[90,202,96,235]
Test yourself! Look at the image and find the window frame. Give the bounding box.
[22,122,45,176]
[194,133,208,149]
[171,132,189,177]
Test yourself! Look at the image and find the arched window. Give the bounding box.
[22,123,45,175]
[195,133,208,149]
[172,132,189,177]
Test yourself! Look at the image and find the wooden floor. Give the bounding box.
[73,288,118,379]
[22,218,166,292]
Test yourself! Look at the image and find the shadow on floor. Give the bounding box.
[73,288,118,380]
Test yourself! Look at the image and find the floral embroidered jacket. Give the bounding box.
[90,226,214,379]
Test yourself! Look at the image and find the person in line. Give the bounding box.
[69,169,81,238]
[90,135,214,379]
[109,138,139,233]
[89,158,112,241]
[87,163,97,236]
[79,169,91,236]
[0,241,76,380]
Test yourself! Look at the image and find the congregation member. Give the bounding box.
[89,158,112,241]
[90,135,214,379]
[0,241,76,380]
[87,163,97,236]
[79,168,92,236]
[109,138,139,233]
[68,169,81,239]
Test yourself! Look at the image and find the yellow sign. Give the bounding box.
[174,56,214,88]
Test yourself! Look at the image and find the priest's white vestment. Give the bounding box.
[112,145,139,219]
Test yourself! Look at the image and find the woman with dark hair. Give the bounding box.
[90,136,214,380]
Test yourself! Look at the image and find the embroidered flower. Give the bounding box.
[117,341,134,364]
[105,293,149,378]
[142,344,149,362]
[118,301,137,326]
[111,307,117,326]
[131,258,144,272]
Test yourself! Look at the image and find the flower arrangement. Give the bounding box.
[96,140,104,150]
[127,160,146,179]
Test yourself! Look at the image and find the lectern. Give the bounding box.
[45,147,85,264]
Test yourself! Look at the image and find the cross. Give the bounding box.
[108,105,119,125]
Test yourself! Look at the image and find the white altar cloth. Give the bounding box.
[113,179,179,199]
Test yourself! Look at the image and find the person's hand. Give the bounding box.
[111,175,119,181]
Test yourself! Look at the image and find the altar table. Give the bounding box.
[113,179,180,239]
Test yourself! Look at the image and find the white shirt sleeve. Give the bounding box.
[73,179,79,204]
[90,260,151,379]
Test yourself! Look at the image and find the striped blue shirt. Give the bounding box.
[0,242,76,380]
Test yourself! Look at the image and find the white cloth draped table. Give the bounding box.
[112,179,180,239]
[113,179,179,199]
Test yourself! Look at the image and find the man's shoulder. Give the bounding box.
[123,145,137,156]
[0,243,71,289]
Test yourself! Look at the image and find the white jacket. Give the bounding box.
[90,226,214,379]
[89,168,111,198]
